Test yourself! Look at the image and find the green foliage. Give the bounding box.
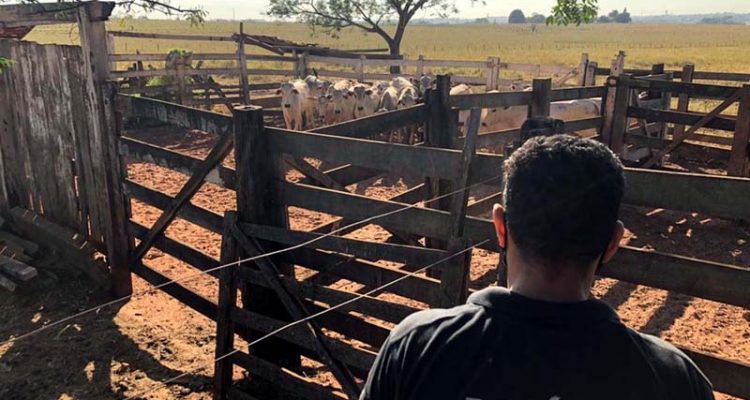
[546,0,599,26]
[508,9,526,24]
[0,57,13,73]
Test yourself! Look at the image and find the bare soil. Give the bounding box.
[1,126,748,399]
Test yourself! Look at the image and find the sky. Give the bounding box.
[156,0,750,21]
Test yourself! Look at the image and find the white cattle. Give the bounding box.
[390,76,414,94]
[352,84,382,119]
[416,75,435,96]
[396,86,419,109]
[378,86,400,112]
[450,84,474,136]
[327,80,355,123]
[550,98,602,137]
[278,80,312,131]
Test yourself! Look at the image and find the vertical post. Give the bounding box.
[728,85,750,177]
[297,51,309,79]
[439,108,481,307]
[423,75,457,278]
[357,55,366,82]
[578,53,589,86]
[674,64,695,138]
[486,57,500,91]
[106,33,116,74]
[600,52,625,146]
[237,23,250,105]
[585,61,598,86]
[175,61,186,105]
[214,213,239,400]
[529,78,552,118]
[608,75,633,156]
[78,2,133,296]
[417,54,425,76]
[233,105,299,368]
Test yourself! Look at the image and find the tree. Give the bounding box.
[597,15,612,23]
[508,9,526,24]
[608,9,619,19]
[528,13,547,24]
[268,0,599,72]
[613,7,631,23]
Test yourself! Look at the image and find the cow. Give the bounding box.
[450,84,474,136]
[327,80,355,123]
[416,75,435,96]
[390,76,414,94]
[352,84,382,119]
[277,80,312,131]
[395,86,421,143]
[550,98,602,138]
[378,85,400,113]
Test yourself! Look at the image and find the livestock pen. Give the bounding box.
[113,75,749,399]
[1,2,749,400]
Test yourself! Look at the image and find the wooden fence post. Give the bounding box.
[728,85,750,177]
[600,53,625,147]
[578,53,589,86]
[529,78,552,118]
[298,51,309,79]
[237,22,250,104]
[417,54,425,76]
[214,212,239,400]
[233,105,300,368]
[585,61,598,86]
[674,64,695,138]
[78,2,133,296]
[357,55,366,82]
[608,75,633,156]
[486,57,500,91]
[423,75,457,278]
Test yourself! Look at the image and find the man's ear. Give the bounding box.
[602,221,625,263]
[492,204,507,249]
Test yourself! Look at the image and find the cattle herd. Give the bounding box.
[277,75,602,143]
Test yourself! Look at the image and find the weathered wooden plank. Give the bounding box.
[450,91,531,110]
[268,128,463,181]
[117,94,233,136]
[120,137,237,190]
[728,85,750,177]
[680,348,750,399]
[625,134,730,162]
[311,104,426,139]
[630,76,736,100]
[0,2,113,27]
[229,353,346,400]
[230,306,377,372]
[549,86,606,101]
[0,259,37,281]
[627,107,737,132]
[239,223,446,266]
[108,30,235,42]
[236,267,418,324]
[111,68,242,79]
[299,164,383,188]
[467,192,502,217]
[602,246,750,309]
[278,246,444,306]
[125,180,223,234]
[110,53,239,62]
[0,272,16,292]
[130,131,234,263]
[230,230,361,398]
[214,214,240,400]
[131,261,217,318]
[623,168,750,220]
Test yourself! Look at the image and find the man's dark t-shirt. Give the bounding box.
[361,287,713,400]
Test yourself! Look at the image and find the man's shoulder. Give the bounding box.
[388,302,488,344]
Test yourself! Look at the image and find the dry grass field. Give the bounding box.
[26,20,750,73]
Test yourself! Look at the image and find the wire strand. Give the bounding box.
[124,238,490,400]
[0,174,502,347]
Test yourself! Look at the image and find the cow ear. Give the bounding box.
[326,94,332,100]
[292,89,299,94]
[365,89,373,95]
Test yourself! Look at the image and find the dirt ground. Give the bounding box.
[1,125,748,400]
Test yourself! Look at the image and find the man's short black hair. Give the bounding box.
[503,135,625,267]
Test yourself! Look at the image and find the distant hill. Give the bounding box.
[411,13,750,25]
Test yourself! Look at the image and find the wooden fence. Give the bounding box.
[0,2,131,296]
[106,28,589,109]
[115,73,749,399]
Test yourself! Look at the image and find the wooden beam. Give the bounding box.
[129,131,234,263]
[529,78,552,118]
[680,348,750,399]
[0,2,114,27]
[627,107,737,132]
[238,222,446,266]
[117,94,233,136]
[641,87,742,168]
[728,85,750,177]
[229,229,361,399]
[310,104,426,139]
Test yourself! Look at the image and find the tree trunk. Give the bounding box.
[389,41,402,74]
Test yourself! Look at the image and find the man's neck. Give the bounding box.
[509,263,594,303]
